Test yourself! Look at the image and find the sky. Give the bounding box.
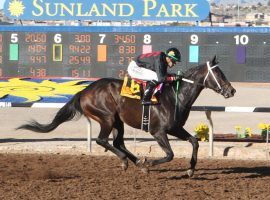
[0,0,267,9]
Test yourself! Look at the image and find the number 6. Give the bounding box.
[54,34,62,43]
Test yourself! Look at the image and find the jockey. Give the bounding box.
[127,47,182,105]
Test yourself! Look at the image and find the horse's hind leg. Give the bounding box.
[112,119,139,169]
[96,120,127,162]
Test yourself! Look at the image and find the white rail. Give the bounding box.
[1,103,269,157]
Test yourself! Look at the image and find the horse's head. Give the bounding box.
[202,56,236,98]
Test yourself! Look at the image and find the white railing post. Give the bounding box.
[267,125,269,145]
[205,110,214,157]
[87,120,92,153]
[267,125,269,159]
[134,128,137,153]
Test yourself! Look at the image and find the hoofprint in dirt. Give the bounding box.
[0,154,269,200]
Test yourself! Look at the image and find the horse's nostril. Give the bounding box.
[230,90,235,96]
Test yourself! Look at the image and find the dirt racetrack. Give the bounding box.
[0,154,269,200]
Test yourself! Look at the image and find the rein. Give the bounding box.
[181,61,221,89]
[172,61,223,113]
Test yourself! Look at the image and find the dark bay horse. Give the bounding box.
[17,56,236,177]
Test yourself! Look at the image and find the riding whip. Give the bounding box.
[174,71,181,121]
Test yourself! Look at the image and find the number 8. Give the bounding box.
[144,34,151,44]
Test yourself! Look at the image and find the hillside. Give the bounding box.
[212,0,268,5]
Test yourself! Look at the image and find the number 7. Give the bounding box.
[99,34,106,44]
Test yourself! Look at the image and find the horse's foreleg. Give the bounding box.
[169,127,199,177]
[143,132,174,167]
[188,135,199,170]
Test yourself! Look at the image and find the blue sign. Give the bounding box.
[4,0,210,21]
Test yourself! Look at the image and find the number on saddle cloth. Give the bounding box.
[120,75,161,103]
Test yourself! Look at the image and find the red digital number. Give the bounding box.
[71,69,91,78]
[71,69,79,77]
[28,45,46,53]
[119,56,134,65]
[119,45,136,54]
[30,55,47,64]
[82,70,91,77]
[114,35,136,44]
[69,45,91,53]
[80,56,91,64]
[30,67,47,77]
[69,56,91,65]
[118,70,128,79]
[25,33,46,43]
[69,56,79,65]
[74,34,91,43]
[114,35,123,44]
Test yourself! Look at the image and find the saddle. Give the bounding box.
[120,75,162,104]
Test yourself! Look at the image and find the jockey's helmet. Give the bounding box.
[166,47,181,62]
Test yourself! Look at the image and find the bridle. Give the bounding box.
[181,61,230,94]
[203,61,221,90]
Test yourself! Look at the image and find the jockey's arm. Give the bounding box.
[155,53,168,83]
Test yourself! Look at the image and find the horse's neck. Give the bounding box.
[160,66,206,108]
[177,73,205,109]
[178,81,204,108]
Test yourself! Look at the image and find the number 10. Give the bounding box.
[234,35,249,45]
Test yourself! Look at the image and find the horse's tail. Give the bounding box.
[16,92,83,133]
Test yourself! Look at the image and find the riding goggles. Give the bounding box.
[167,55,178,62]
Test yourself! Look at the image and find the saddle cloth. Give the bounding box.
[120,75,162,102]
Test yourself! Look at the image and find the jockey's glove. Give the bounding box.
[174,74,183,81]
[166,74,183,82]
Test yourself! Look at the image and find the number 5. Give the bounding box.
[11,33,18,43]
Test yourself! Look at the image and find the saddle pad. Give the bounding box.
[120,76,158,102]
[120,76,141,100]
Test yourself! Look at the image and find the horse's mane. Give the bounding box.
[182,63,205,78]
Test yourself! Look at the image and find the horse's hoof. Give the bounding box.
[121,159,128,171]
[187,169,194,178]
[136,157,147,167]
[141,167,149,174]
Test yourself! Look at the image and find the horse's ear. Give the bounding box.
[212,55,219,65]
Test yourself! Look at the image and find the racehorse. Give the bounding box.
[17,56,236,177]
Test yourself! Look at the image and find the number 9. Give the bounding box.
[190,34,199,44]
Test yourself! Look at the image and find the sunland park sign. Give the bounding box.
[4,0,210,21]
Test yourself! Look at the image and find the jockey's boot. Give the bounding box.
[142,80,158,105]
